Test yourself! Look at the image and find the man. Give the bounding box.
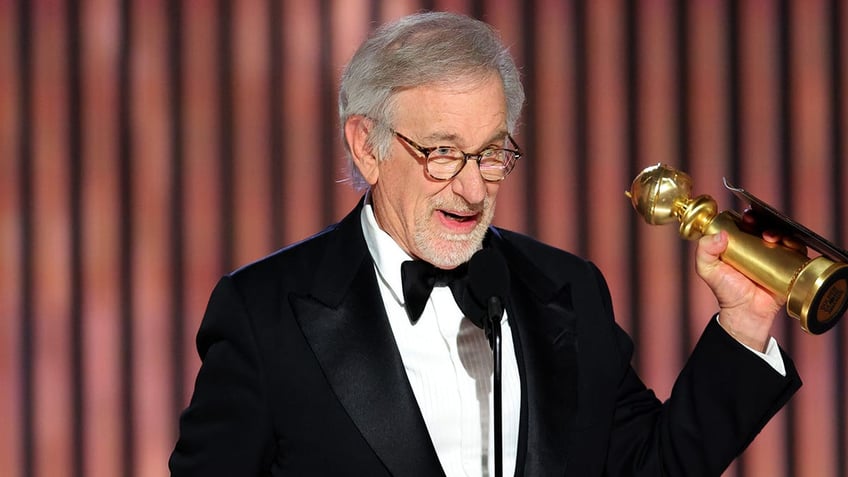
[170,12,800,476]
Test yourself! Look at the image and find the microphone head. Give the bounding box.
[462,248,510,329]
[468,248,510,303]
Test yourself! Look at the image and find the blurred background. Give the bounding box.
[1,0,846,476]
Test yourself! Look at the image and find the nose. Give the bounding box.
[450,159,489,204]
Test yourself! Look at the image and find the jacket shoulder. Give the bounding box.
[493,227,596,278]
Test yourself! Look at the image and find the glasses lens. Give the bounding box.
[426,148,465,180]
[479,150,514,181]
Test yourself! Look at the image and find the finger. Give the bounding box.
[760,229,807,254]
[739,209,759,234]
[780,235,808,255]
[694,231,729,284]
[761,229,781,244]
[698,230,729,258]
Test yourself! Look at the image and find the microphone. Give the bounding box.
[463,248,511,341]
[463,248,509,477]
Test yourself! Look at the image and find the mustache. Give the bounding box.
[430,197,488,214]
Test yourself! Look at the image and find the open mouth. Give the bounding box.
[440,210,478,222]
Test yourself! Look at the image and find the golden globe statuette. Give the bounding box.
[626,163,848,334]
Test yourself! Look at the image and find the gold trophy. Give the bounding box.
[626,163,848,334]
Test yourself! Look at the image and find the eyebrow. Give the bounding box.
[419,130,509,148]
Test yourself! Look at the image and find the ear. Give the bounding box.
[344,115,380,186]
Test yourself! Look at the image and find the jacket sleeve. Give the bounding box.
[597,276,802,476]
[169,276,274,476]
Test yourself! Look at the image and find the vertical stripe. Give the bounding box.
[420,0,436,14]
[727,10,743,477]
[181,0,222,404]
[828,1,847,475]
[777,1,798,475]
[573,0,588,259]
[620,0,637,348]
[66,0,85,475]
[583,0,632,341]
[520,0,537,237]
[369,0,381,24]
[17,0,35,475]
[132,3,175,472]
[32,1,75,471]
[777,11,793,208]
[0,0,21,473]
[280,1,323,243]
[735,3,788,473]
[233,0,273,264]
[727,1,742,194]
[167,0,186,428]
[470,0,485,25]
[484,0,524,232]
[368,0,380,25]
[80,3,122,475]
[791,1,838,474]
[328,3,367,218]
[218,0,235,271]
[319,0,335,225]
[634,1,681,399]
[674,0,692,361]
[533,0,574,249]
[118,0,136,475]
[689,0,732,356]
[624,0,641,368]
[268,0,285,247]
[726,7,742,458]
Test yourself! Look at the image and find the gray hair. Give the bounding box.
[339,11,525,189]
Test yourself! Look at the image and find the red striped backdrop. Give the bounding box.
[1,1,846,476]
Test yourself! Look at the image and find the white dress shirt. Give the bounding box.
[361,202,520,477]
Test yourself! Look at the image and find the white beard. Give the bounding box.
[413,196,495,268]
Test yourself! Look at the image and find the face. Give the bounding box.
[364,74,508,269]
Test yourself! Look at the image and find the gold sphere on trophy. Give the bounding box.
[626,163,848,335]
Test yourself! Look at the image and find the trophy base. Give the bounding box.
[787,256,848,334]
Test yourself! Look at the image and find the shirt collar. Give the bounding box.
[360,193,413,306]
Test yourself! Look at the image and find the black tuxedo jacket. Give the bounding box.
[170,202,800,476]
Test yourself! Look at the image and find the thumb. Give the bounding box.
[695,231,728,277]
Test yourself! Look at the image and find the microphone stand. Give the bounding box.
[487,297,504,477]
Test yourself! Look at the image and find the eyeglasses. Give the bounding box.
[392,130,522,182]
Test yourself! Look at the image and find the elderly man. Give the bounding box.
[170,11,799,477]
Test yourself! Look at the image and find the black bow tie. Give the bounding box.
[400,260,469,324]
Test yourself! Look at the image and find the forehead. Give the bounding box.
[391,75,508,145]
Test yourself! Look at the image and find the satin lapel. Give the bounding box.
[492,236,578,476]
[290,207,444,477]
